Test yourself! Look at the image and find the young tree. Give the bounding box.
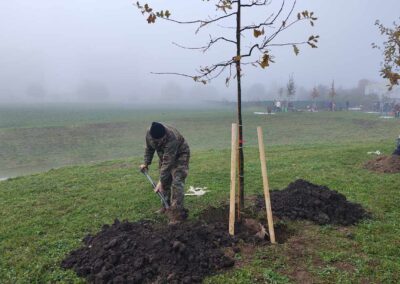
[311,86,319,110]
[373,19,400,90]
[286,74,296,101]
[328,80,336,111]
[135,0,319,209]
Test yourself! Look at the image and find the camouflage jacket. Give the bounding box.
[144,124,190,184]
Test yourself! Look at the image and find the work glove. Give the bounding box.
[139,164,148,173]
[155,181,163,193]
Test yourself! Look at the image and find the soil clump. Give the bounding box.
[364,155,400,173]
[256,179,369,225]
[61,211,286,283]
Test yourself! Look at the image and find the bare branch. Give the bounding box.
[151,59,235,84]
[240,0,285,32]
[150,72,194,79]
[241,0,269,8]
[161,12,237,33]
[266,41,307,47]
[172,36,236,52]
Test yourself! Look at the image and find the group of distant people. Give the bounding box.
[268,100,294,113]
[374,101,400,117]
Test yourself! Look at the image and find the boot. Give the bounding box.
[167,208,188,225]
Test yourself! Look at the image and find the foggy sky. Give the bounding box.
[0,0,399,103]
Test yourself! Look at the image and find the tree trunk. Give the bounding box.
[236,1,244,210]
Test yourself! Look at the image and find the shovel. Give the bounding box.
[140,169,170,209]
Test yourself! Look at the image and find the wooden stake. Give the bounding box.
[229,123,238,236]
[236,123,241,221]
[257,126,276,244]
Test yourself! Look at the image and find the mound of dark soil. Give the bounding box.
[256,179,370,225]
[62,211,289,283]
[364,155,400,173]
[62,220,238,283]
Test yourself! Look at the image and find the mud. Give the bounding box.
[61,212,287,283]
[256,179,370,225]
[364,155,400,173]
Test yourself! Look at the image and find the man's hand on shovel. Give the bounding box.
[154,181,163,193]
[139,164,148,172]
[140,165,170,209]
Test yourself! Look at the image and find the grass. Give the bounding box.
[0,107,400,282]
[1,104,399,177]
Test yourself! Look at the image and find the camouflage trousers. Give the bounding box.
[160,152,190,210]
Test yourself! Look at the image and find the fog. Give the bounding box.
[0,0,399,104]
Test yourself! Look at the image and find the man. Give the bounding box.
[393,135,400,156]
[140,122,190,224]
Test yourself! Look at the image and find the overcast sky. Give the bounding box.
[0,0,399,103]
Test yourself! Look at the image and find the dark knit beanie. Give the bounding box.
[150,122,166,139]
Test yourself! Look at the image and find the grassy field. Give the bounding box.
[0,106,399,283]
[1,104,399,177]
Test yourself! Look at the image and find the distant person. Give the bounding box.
[346,100,350,111]
[393,135,400,156]
[394,103,400,118]
[276,100,281,112]
[140,122,190,224]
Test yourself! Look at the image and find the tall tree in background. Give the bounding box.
[311,86,319,110]
[373,19,400,90]
[286,74,296,102]
[329,80,336,111]
[136,0,319,209]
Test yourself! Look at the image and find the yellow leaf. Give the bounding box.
[259,53,270,69]
[233,55,241,62]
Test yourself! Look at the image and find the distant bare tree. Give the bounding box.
[286,74,296,101]
[135,0,319,208]
[328,80,336,111]
[311,86,319,110]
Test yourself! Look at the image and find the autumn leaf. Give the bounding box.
[259,53,272,69]
[307,42,317,48]
[165,10,171,18]
[233,55,241,62]
[293,45,299,55]
[253,28,265,38]
[147,14,156,23]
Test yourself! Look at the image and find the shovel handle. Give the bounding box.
[140,169,170,209]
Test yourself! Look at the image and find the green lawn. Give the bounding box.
[0,107,399,282]
[1,105,399,177]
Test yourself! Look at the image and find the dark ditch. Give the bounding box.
[62,179,369,283]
